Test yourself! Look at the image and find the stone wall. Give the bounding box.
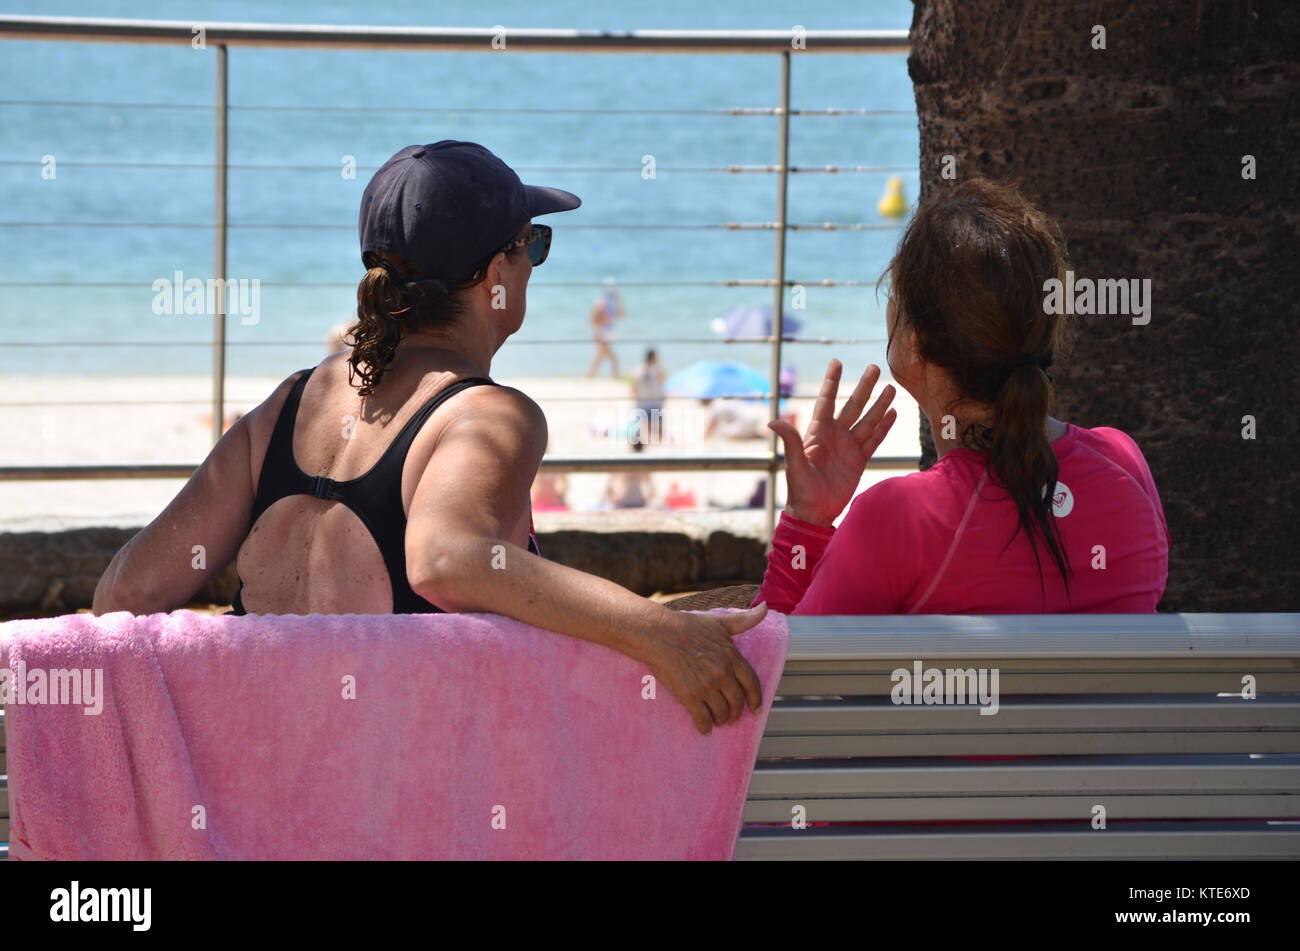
[0,517,769,615]
[908,0,1299,610]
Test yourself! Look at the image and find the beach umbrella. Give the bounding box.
[709,304,802,340]
[665,360,772,399]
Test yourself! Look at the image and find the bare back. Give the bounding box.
[234,350,536,614]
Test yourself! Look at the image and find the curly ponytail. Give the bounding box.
[888,177,1074,601]
[346,252,473,396]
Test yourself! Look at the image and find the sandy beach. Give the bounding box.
[0,370,921,534]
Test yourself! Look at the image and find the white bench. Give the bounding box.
[3,612,1297,860]
[739,613,1300,859]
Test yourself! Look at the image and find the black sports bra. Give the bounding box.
[229,366,541,615]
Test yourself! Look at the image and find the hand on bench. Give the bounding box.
[643,602,768,735]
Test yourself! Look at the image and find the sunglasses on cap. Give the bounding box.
[497,223,552,267]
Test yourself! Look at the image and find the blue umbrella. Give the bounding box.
[665,361,773,399]
[710,304,802,340]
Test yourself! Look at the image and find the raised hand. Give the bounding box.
[768,360,897,527]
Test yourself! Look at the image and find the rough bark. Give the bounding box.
[909,0,1299,610]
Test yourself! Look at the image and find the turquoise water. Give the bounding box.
[0,0,917,380]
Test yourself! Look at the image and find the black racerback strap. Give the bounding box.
[231,367,537,615]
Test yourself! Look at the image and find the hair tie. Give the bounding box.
[371,259,449,296]
[407,275,450,295]
[1002,349,1055,383]
[373,259,404,282]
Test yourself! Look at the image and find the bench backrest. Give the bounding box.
[737,613,1300,859]
[3,613,1298,860]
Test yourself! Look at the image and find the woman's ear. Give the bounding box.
[887,319,920,374]
[480,250,512,303]
[900,324,921,366]
[485,249,505,283]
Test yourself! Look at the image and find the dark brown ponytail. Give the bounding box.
[346,252,472,396]
[887,178,1074,601]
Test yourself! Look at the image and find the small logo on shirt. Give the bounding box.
[1051,481,1074,517]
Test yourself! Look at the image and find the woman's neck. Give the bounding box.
[929,412,1068,459]
[399,328,494,378]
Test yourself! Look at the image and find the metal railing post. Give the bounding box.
[765,50,792,542]
[211,42,228,447]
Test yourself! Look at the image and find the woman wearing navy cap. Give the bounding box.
[92,142,829,736]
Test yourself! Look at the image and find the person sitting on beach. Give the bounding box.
[754,178,1170,614]
[606,470,656,509]
[92,141,765,735]
[529,472,569,511]
[702,398,768,441]
[586,277,623,377]
[663,481,697,510]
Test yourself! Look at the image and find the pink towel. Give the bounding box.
[0,609,786,860]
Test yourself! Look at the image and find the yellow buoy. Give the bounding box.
[877,175,908,219]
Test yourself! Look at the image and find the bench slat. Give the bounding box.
[748,755,1300,796]
[758,697,1300,756]
[777,669,1300,697]
[784,615,1300,658]
[735,822,1300,860]
[742,793,1300,823]
[759,730,1300,757]
[766,697,1300,732]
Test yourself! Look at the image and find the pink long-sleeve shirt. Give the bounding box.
[756,424,1170,614]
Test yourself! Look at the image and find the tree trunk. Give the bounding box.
[908,0,1299,610]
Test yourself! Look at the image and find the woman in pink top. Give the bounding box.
[755,178,1170,614]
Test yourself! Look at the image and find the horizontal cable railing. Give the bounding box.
[0,165,911,174]
[0,99,912,116]
[0,280,885,287]
[0,222,902,231]
[0,336,885,345]
[0,17,909,53]
[0,455,918,481]
[0,17,919,536]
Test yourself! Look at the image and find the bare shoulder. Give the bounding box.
[434,381,548,453]
[407,382,548,511]
[485,382,545,420]
[240,366,313,442]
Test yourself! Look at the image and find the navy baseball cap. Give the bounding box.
[359,141,581,291]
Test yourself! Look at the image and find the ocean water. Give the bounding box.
[0,0,918,382]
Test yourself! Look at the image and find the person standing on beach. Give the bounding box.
[587,277,623,377]
[630,348,666,445]
[92,141,766,736]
